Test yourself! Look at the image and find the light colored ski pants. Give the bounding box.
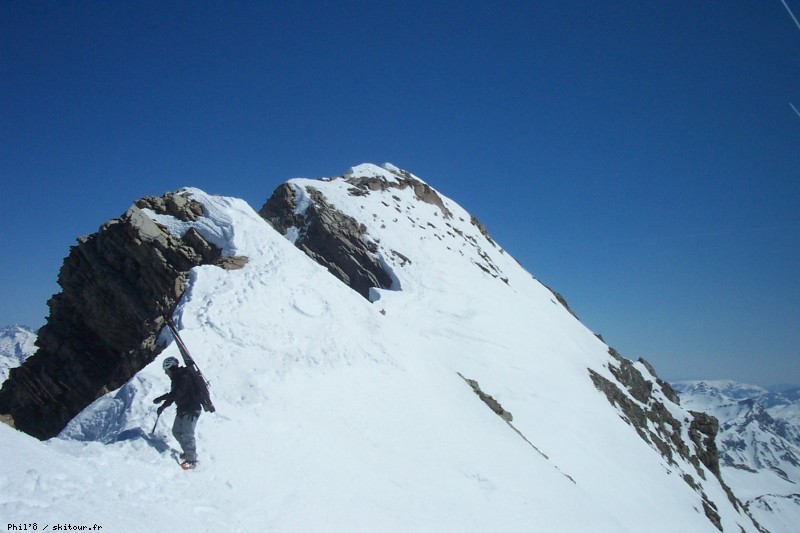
[172,411,200,462]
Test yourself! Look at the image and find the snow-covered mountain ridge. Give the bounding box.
[0,164,763,531]
[674,380,800,532]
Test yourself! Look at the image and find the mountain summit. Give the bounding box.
[0,164,763,531]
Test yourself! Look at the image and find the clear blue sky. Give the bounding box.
[2,1,798,387]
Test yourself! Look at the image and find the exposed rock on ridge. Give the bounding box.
[588,348,757,531]
[459,372,514,422]
[259,183,394,299]
[259,164,510,300]
[343,165,454,220]
[0,191,246,440]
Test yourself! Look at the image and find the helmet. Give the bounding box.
[162,357,179,371]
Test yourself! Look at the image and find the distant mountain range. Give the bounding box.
[674,380,800,532]
[0,325,36,384]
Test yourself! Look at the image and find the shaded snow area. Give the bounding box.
[676,380,800,533]
[2,166,760,531]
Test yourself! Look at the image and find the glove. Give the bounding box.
[153,394,167,404]
[157,404,166,415]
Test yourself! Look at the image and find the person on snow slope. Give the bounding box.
[154,356,202,469]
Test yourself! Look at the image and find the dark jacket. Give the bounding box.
[160,367,202,416]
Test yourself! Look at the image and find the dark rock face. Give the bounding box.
[588,349,749,531]
[689,410,722,478]
[259,182,394,299]
[256,183,304,236]
[0,191,246,440]
[258,168,513,298]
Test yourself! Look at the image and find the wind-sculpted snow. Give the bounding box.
[1,165,763,532]
[144,188,264,258]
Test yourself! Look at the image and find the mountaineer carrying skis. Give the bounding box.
[154,356,202,469]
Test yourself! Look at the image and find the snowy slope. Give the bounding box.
[0,325,37,384]
[2,165,760,532]
[676,380,800,533]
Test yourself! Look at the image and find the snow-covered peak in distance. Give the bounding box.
[676,380,770,404]
[674,379,800,532]
[0,325,37,384]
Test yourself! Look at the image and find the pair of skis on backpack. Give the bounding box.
[162,315,213,471]
[164,316,216,415]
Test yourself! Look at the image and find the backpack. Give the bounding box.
[165,317,216,413]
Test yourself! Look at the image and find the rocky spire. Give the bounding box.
[0,191,246,439]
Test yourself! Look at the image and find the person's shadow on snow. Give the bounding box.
[115,427,171,453]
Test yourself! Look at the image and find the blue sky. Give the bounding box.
[2,1,798,386]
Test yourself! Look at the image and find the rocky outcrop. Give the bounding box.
[689,410,722,478]
[258,167,514,298]
[588,348,751,531]
[259,183,394,299]
[343,167,454,220]
[258,167,456,300]
[458,373,513,422]
[0,191,246,440]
